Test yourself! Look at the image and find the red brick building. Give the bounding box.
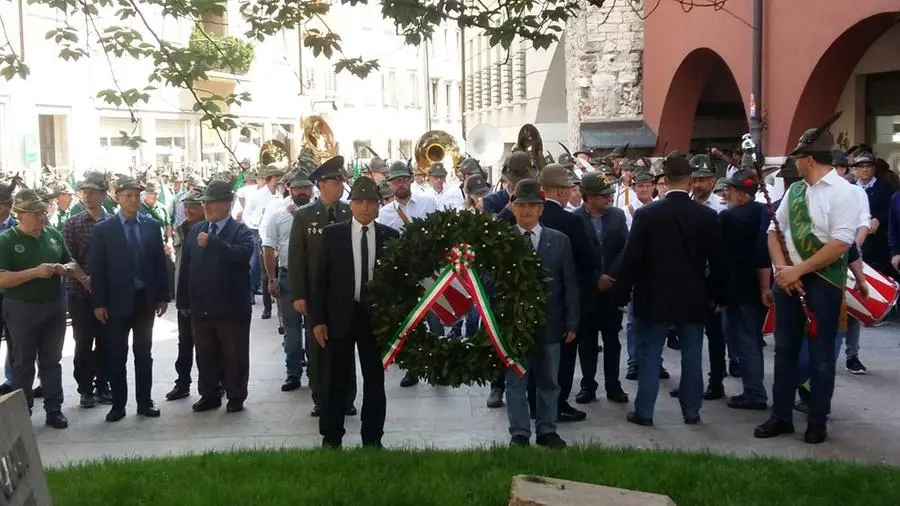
[642,0,900,161]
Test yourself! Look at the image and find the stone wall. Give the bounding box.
[565,0,645,149]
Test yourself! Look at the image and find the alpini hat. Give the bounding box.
[199,180,235,202]
[429,163,448,178]
[539,164,574,189]
[580,172,615,196]
[386,161,413,181]
[663,151,693,178]
[724,168,759,195]
[511,179,544,205]
[182,187,205,205]
[464,174,491,197]
[0,184,12,205]
[115,177,145,193]
[310,156,346,183]
[689,154,715,178]
[12,189,49,214]
[350,176,381,201]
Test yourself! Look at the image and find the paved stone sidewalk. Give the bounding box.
[5,306,900,467]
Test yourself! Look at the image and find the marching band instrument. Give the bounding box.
[516,124,545,171]
[302,115,338,165]
[414,130,462,176]
[259,139,289,167]
[467,123,505,167]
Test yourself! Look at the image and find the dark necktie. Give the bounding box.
[126,219,145,288]
[523,230,535,250]
[209,222,218,236]
[360,226,369,302]
[327,207,336,224]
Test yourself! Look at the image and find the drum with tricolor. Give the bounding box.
[762,261,899,335]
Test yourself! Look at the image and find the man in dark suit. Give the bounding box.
[571,172,630,405]
[535,164,600,422]
[310,177,399,449]
[289,156,357,417]
[177,180,255,414]
[613,152,727,426]
[485,152,535,218]
[505,179,578,449]
[91,177,169,422]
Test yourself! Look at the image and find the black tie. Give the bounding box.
[524,230,534,250]
[209,223,218,236]
[328,207,336,224]
[360,226,369,302]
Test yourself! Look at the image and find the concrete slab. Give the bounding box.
[3,307,899,468]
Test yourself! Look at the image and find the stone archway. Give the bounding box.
[786,13,899,153]
[654,48,747,155]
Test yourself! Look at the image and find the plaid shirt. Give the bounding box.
[62,209,110,298]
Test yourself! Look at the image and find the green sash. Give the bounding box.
[787,181,848,288]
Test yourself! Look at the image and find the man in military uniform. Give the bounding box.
[0,183,17,396]
[289,156,358,417]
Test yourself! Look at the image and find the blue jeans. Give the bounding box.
[626,302,662,369]
[634,319,704,420]
[844,316,860,359]
[724,304,767,403]
[278,270,304,377]
[771,276,841,425]
[505,342,560,438]
[249,230,261,294]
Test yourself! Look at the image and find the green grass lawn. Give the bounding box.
[47,446,900,506]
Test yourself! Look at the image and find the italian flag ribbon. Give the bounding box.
[381,243,527,377]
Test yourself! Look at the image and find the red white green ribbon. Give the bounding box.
[381,243,526,377]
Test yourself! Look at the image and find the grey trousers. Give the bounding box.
[3,297,67,413]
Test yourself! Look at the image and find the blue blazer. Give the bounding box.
[534,226,580,343]
[176,218,255,319]
[90,213,169,318]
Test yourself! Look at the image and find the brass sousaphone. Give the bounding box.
[259,139,289,167]
[302,115,339,165]
[516,123,545,171]
[415,130,462,176]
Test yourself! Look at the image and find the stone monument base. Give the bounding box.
[509,475,676,506]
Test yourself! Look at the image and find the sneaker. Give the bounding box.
[0,383,11,396]
[535,432,567,449]
[486,388,504,408]
[846,357,867,375]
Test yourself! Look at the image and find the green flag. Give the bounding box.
[234,171,245,190]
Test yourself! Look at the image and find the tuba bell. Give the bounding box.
[301,115,339,165]
[516,123,545,171]
[414,130,462,176]
[259,139,289,167]
[466,123,505,167]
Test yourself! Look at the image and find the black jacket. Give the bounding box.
[720,201,770,305]
[861,178,895,266]
[572,204,627,278]
[613,191,726,323]
[177,218,255,319]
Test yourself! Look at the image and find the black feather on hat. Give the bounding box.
[789,111,843,156]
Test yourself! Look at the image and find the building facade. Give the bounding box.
[642,0,900,162]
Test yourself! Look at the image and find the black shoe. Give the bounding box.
[535,432,567,449]
[400,372,419,387]
[684,415,701,425]
[166,384,190,401]
[106,407,127,422]
[192,397,222,412]
[226,400,244,413]
[703,383,725,400]
[754,418,795,439]
[557,404,587,423]
[281,376,301,392]
[804,423,827,444]
[362,440,383,449]
[727,397,768,410]
[80,393,97,408]
[510,435,530,447]
[729,360,742,378]
[625,368,637,380]
[137,403,161,417]
[33,385,43,398]
[346,405,357,416]
[96,390,113,405]
[670,388,679,398]
[666,333,681,350]
[45,411,68,429]
[322,438,341,449]
[659,368,670,380]
[606,388,629,404]
[626,411,653,426]
[0,383,11,395]
[846,357,867,375]
[574,389,596,404]
[261,309,272,320]
[486,388,504,408]
[311,404,321,417]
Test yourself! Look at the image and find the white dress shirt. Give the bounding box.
[851,185,871,231]
[351,218,377,301]
[244,186,280,230]
[412,181,431,195]
[259,195,291,245]
[725,164,740,178]
[429,185,466,211]
[768,169,859,265]
[377,193,438,232]
[231,183,258,219]
[695,194,727,213]
[517,224,542,250]
[613,184,638,209]
[261,200,295,266]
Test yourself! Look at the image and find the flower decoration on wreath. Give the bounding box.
[368,210,547,386]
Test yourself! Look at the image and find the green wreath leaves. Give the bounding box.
[368,210,547,386]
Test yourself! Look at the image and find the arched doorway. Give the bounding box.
[786,14,900,159]
[655,48,748,155]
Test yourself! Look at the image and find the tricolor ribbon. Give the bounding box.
[381,243,527,377]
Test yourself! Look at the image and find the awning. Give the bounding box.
[579,120,658,150]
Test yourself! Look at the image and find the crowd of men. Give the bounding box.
[0,122,895,450]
